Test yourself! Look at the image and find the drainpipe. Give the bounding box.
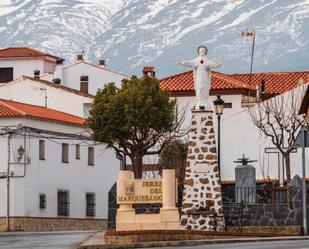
[6,132,12,231]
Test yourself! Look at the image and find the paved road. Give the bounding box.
[0,231,96,249]
[146,239,309,249]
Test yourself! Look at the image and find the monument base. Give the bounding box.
[116,209,179,231]
[116,170,180,231]
[181,110,224,231]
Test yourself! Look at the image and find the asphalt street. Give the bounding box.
[0,231,96,249]
[146,240,309,249]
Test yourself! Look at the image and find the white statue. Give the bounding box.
[179,45,223,110]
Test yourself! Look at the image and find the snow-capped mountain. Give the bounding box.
[0,0,309,77]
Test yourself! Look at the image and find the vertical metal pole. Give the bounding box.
[302,127,307,235]
[249,32,255,86]
[45,90,47,108]
[218,114,221,182]
[6,133,11,231]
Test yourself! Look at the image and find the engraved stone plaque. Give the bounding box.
[193,162,211,174]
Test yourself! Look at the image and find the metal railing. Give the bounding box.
[233,186,288,204]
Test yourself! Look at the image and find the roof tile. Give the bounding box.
[0,99,85,126]
[231,71,309,94]
[0,47,64,61]
[160,70,255,92]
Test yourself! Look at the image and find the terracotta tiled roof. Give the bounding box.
[0,99,85,126]
[143,66,155,72]
[160,70,255,92]
[0,47,64,62]
[231,71,309,94]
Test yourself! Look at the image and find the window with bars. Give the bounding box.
[224,102,232,108]
[57,190,70,216]
[39,140,45,160]
[86,193,96,217]
[62,143,69,163]
[88,147,94,166]
[76,144,80,160]
[39,194,47,209]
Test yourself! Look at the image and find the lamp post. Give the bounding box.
[213,96,225,181]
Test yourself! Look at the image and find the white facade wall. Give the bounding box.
[0,58,46,80]
[0,78,92,117]
[175,92,309,182]
[0,118,119,219]
[63,62,127,95]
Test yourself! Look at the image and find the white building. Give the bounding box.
[0,76,93,118]
[160,70,309,183]
[0,47,64,83]
[62,56,128,95]
[0,47,128,95]
[0,99,118,232]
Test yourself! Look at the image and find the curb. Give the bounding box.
[0,230,98,237]
[79,236,309,249]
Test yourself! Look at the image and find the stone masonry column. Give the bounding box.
[181,110,224,230]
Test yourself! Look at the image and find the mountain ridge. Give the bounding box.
[0,0,308,77]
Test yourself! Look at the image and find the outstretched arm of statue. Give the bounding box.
[206,59,223,70]
[178,59,197,69]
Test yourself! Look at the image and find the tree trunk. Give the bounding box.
[132,154,143,179]
[283,154,291,183]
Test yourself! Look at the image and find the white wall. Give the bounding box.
[0,118,119,219]
[0,58,46,80]
[175,92,309,182]
[43,60,56,74]
[63,62,127,95]
[0,77,92,117]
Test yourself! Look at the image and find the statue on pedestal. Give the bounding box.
[180,46,224,231]
[179,45,222,110]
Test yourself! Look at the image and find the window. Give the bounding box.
[0,67,13,83]
[223,102,232,108]
[39,194,46,209]
[57,190,70,216]
[76,144,80,159]
[39,140,45,160]
[88,147,94,166]
[80,75,89,94]
[86,193,96,217]
[62,143,69,163]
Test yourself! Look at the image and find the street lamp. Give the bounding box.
[213,95,225,181]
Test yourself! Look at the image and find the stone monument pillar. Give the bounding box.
[181,110,224,230]
[234,155,256,203]
[179,45,224,230]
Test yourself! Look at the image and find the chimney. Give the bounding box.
[80,75,89,94]
[34,70,40,79]
[142,66,156,77]
[261,79,265,100]
[54,63,63,83]
[77,54,84,61]
[99,60,106,67]
[52,78,61,84]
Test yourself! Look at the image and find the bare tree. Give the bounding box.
[248,83,307,182]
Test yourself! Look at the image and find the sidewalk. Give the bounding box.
[79,233,309,249]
